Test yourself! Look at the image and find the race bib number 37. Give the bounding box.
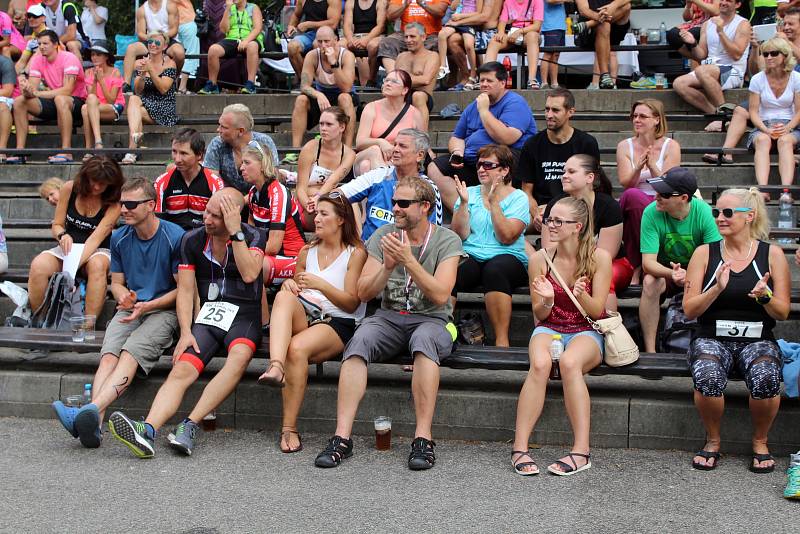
[196,301,240,332]
[715,320,763,339]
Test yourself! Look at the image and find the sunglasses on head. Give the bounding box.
[120,198,153,210]
[319,191,345,203]
[762,50,783,58]
[477,160,502,170]
[392,198,422,208]
[712,207,752,218]
[146,38,162,46]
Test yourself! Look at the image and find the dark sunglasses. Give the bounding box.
[392,198,422,208]
[712,207,752,218]
[120,198,153,210]
[146,39,162,46]
[762,50,783,58]
[26,13,43,18]
[477,160,503,170]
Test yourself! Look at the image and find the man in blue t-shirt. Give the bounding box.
[339,128,443,241]
[51,177,185,449]
[427,61,538,211]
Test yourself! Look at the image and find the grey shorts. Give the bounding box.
[100,308,178,374]
[342,308,453,365]
[377,32,438,60]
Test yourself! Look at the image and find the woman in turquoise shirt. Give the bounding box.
[451,144,530,347]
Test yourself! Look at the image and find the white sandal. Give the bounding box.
[121,153,138,165]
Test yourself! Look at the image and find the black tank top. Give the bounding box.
[301,0,328,22]
[353,0,377,33]
[698,239,775,340]
[65,190,110,247]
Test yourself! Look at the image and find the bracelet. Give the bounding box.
[541,300,554,309]
[56,231,67,241]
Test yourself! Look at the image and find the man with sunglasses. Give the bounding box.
[52,177,185,449]
[639,167,721,353]
[315,175,464,470]
[109,188,266,458]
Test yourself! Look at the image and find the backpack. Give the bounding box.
[31,272,84,330]
[659,293,697,353]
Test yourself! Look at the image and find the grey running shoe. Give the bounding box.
[108,411,155,458]
[168,419,199,456]
[599,73,615,89]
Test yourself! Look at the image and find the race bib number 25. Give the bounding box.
[196,301,239,332]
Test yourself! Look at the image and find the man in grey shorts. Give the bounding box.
[51,177,185,449]
[315,175,464,471]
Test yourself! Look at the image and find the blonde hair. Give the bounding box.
[631,98,668,139]
[554,196,596,278]
[761,37,797,72]
[718,187,770,241]
[222,103,255,131]
[243,142,278,184]
[39,177,64,199]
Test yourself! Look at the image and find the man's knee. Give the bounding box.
[208,44,223,58]
[337,92,354,109]
[85,255,108,277]
[411,91,426,104]
[288,41,302,55]
[54,94,71,108]
[227,343,254,369]
[294,94,310,111]
[641,274,666,297]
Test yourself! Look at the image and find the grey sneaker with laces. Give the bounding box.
[599,73,615,89]
[168,419,199,456]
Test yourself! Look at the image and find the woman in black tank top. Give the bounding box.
[27,156,123,319]
[683,187,790,473]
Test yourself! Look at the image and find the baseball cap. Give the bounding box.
[89,39,111,55]
[27,5,46,17]
[647,167,698,197]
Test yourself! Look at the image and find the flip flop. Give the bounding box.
[750,453,775,474]
[701,153,733,165]
[692,449,721,471]
[48,155,73,164]
[5,155,26,164]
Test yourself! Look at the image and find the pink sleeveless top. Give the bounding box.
[369,100,417,143]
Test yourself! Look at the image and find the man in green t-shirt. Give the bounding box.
[314,175,465,471]
[639,167,721,353]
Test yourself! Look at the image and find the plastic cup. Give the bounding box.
[202,411,217,432]
[771,123,785,140]
[82,315,96,341]
[374,416,392,451]
[64,394,83,407]
[69,316,86,342]
[655,73,666,90]
[640,32,648,45]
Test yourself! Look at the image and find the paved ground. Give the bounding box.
[0,417,796,533]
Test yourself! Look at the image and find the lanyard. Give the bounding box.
[204,237,229,299]
[401,223,433,312]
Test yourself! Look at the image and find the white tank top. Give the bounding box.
[704,15,749,74]
[626,137,671,196]
[301,245,365,321]
[144,0,169,34]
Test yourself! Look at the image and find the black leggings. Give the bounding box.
[453,254,528,296]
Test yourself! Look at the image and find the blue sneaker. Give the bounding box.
[74,403,102,448]
[108,411,155,458]
[240,80,256,94]
[168,418,199,456]
[198,80,220,95]
[52,400,79,438]
[785,465,800,500]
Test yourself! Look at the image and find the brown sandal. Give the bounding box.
[257,360,285,388]
[279,428,303,453]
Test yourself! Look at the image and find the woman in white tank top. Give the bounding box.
[616,99,682,273]
[258,192,367,453]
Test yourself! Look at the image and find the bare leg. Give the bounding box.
[694,65,725,109]
[411,91,430,131]
[410,352,440,439]
[291,95,310,148]
[512,334,552,471]
[640,273,666,353]
[753,133,772,186]
[288,40,304,79]
[0,103,12,152]
[777,134,797,185]
[83,254,109,318]
[333,356,368,438]
[186,346,253,422]
[485,291,512,347]
[145,362,200,430]
[27,253,61,311]
[123,43,147,84]
[245,41,259,82]
[54,94,74,152]
[92,351,139,421]
[337,93,357,146]
[692,391,723,467]
[263,290,307,381]
[750,395,780,470]
[206,44,224,84]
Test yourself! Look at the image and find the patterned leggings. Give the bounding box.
[689,337,782,399]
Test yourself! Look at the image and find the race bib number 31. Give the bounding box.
[196,302,240,332]
[715,320,763,339]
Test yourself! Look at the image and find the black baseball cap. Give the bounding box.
[647,167,698,197]
[89,40,111,55]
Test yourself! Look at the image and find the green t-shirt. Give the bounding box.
[366,223,465,321]
[640,197,721,267]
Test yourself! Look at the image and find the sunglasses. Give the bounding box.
[383,78,403,85]
[543,217,579,228]
[318,191,345,203]
[120,198,153,210]
[392,198,422,208]
[477,160,503,170]
[146,39,162,46]
[26,13,43,18]
[712,207,752,218]
[762,50,783,58]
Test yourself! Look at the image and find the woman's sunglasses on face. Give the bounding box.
[712,207,752,218]
[146,38,162,46]
[477,160,502,170]
[762,50,783,58]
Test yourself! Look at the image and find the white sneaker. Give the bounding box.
[437,65,450,80]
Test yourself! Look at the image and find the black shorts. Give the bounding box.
[177,306,262,373]
[216,38,264,58]
[432,154,479,185]
[315,316,358,345]
[542,30,566,47]
[307,88,359,129]
[37,96,85,122]
[584,20,631,50]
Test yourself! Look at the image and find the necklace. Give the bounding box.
[723,239,754,262]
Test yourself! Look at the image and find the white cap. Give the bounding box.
[27,4,46,17]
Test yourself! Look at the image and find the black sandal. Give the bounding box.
[279,428,303,454]
[408,437,436,470]
[512,450,539,476]
[547,452,592,476]
[750,452,775,474]
[314,435,353,468]
[692,449,721,471]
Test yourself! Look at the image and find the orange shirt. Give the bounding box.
[390,0,450,36]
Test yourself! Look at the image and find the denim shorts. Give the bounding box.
[292,30,317,53]
[746,119,800,149]
[532,326,604,356]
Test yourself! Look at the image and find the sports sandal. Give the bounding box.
[512,450,539,476]
[315,435,353,468]
[279,428,303,453]
[692,449,721,471]
[547,452,592,476]
[701,153,733,165]
[408,437,436,470]
[257,360,285,388]
[750,452,775,474]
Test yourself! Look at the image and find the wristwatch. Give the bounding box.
[56,230,67,240]
[230,230,245,242]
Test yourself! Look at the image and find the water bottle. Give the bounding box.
[659,22,667,45]
[82,383,92,406]
[549,335,563,380]
[778,189,794,244]
[502,56,512,88]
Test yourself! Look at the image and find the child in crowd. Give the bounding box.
[540,0,568,89]
[38,177,64,207]
[437,0,483,90]
[485,0,544,88]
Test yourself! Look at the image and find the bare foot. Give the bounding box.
[705,120,723,132]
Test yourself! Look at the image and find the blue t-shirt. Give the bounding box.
[454,91,538,163]
[454,186,530,265]
[202,132,280,194]
[0,214,6,254]
[542,2,566,32]
[110,220,185,302]
[339,167,443,241]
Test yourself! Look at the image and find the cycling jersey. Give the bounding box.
[154,166,225,230]
[246,179,306,256]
